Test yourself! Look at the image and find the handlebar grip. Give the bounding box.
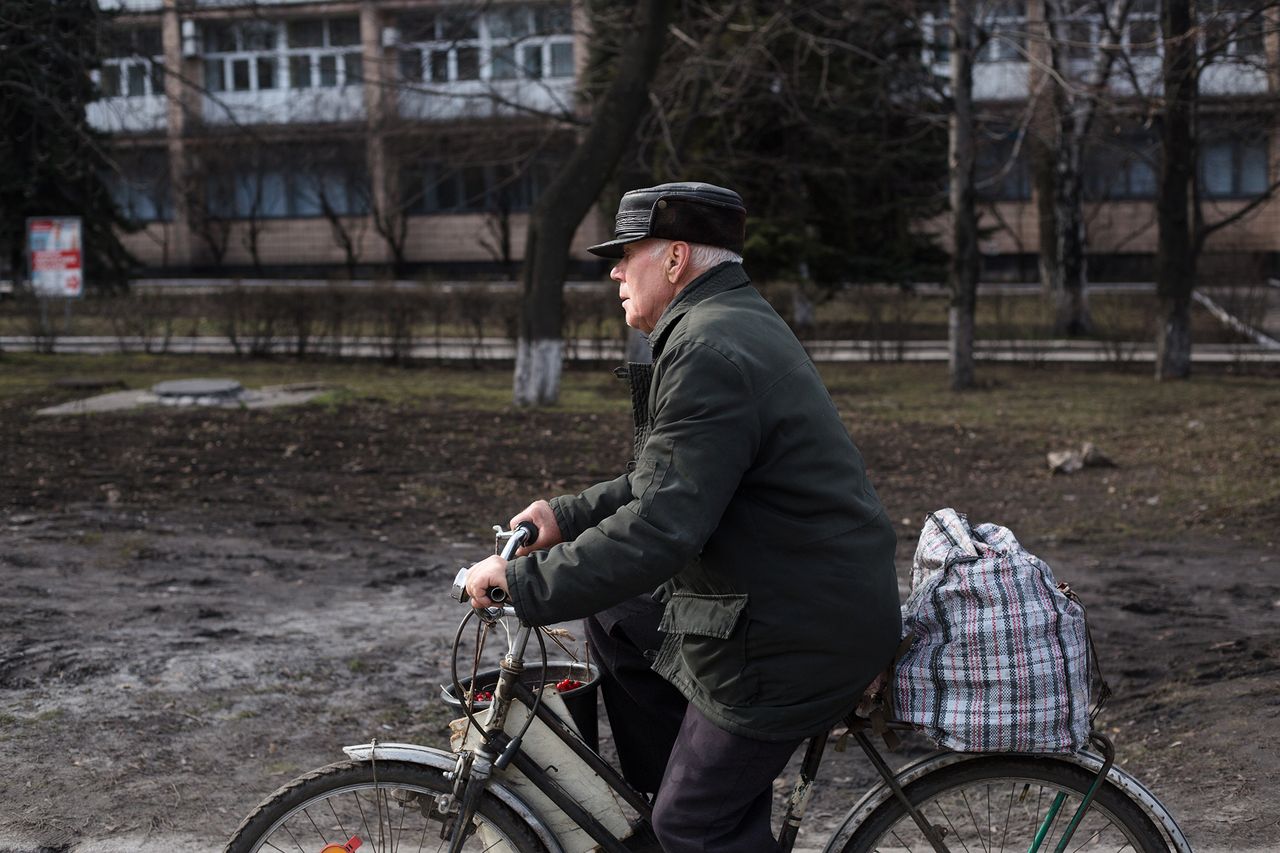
[515,520,539,546]
[487,587,508,603]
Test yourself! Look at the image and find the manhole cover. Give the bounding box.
[152,378,245,404]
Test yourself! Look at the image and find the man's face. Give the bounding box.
[611,240,678,334]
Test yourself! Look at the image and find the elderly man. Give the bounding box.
[466,182,900,852]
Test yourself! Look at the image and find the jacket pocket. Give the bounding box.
[654,593,758,705]
[659,592,747,638]
[629,450,670,516]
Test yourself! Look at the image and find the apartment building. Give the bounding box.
[93,0,606,276]
[920,1,1280,282]
[93,1,1280,282]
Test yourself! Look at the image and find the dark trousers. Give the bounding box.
[585,596,801,853]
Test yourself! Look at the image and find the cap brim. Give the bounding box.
[586,233,647,259]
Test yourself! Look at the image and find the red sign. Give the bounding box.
[27,217,84,297]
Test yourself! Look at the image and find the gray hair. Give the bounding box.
[644,239,743,273]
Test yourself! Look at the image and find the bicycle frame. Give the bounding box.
[341,520,1192,853]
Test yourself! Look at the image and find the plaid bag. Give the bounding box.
[893,509,1098,753]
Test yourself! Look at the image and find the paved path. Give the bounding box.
[3,334,1278,363]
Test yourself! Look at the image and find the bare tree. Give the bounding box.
[1150,1,1280,378]
[948,0,980,390]
[1029,0,1133,336]
[1153,0,1196,380]
[513,0,673,406]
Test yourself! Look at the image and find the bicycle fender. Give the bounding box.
[1064,749,1193,853]
[820,749,1192,853]
[342,741,567,853]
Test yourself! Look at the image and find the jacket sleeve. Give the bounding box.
[508,341,760,625]
[548,473,632,541]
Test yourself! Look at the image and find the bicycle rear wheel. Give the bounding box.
[224,760,547,853]
[839,754,1169,853]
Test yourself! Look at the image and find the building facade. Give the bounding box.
[922,0,1280,283]
[93,1,1280,282]
[93,0,607,277]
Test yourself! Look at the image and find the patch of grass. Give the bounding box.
[0,352,630,414]
[1,354,1274,547]
[817,362,1279,546]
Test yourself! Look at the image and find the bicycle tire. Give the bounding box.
[223,759,549,853]
[838,754,1170,853]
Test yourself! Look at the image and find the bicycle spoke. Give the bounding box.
[888,826,917,852]
[278,822,305,853]
[327,797,350,842]
[930,798,972,853]
[958,787,988,853]
[999,782,1015,853]
[353,788,379,852]
[301,806,329,848]
[984,784,992,853]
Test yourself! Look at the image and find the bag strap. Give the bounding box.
[1058,582,1112,724]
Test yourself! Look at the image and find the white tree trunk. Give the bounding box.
[514,338,564,406]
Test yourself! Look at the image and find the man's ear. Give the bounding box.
[667,241,692,283]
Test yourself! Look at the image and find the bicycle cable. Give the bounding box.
[449,607,550,755]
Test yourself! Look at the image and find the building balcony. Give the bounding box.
[199,86,365,127]
[87,95,168,134]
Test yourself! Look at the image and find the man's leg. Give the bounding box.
[585,595,688,795]
[651,705,802,853]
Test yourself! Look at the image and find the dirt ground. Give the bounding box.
[1,377,1277,852]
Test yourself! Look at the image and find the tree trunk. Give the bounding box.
[1053,149,1092,336]
[1032,0,1121,337]
[1155,0,1196,380]
[513,0,672,406]
[947,0,979,391]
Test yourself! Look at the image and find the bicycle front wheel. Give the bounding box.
[840,754,1169,853]
[224,760,548,853]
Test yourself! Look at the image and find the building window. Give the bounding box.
[1125,0,1160,57]
[1085,134,1159,200]
[978,2,1026,63]
[922,3,1026,65]
[975,133,1030,201]
[1200,136,1269,198]
[202,18,363,94]
[100,27,164,98]
[205,156,369,219]
[921,7,950,66]
[402,160,553,214]
[105,152,172,222]
[1202,1,1266,60]
[396,5,574,84]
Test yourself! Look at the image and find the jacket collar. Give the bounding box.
[648,261,750,357]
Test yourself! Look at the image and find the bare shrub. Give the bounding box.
[17,292,59,354]
[452,285,518,365]
[366,283,413,364]
[104,290,182,354]
[216,283,282,357]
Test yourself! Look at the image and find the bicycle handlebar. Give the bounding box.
[450,520,539,604]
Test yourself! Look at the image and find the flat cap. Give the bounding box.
[588,182,746,259]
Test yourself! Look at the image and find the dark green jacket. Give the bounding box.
[507,262,901,740]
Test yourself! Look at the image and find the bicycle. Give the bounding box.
[224,522,1194,853]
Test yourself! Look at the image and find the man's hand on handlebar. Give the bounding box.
[509,500,562,556]
[464,554,509,609]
